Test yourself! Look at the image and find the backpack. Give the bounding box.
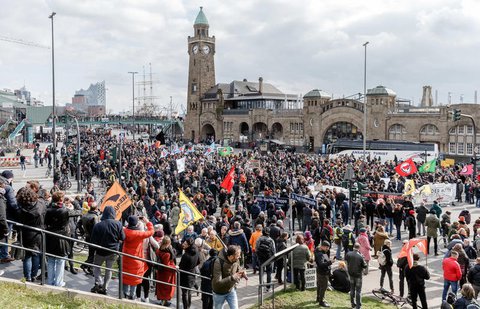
[466,300,480,309]
[256,238,273,262]
[377,249,387,266]
[342,231,353,248]
[206,257,225,280]
[320,226,332,242]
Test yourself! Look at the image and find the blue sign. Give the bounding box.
[254,195,289,211]
[147,167,155,175]
[290,193,317,208]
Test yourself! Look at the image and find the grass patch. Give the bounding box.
[250,286,396,309]
[0,282,138,308]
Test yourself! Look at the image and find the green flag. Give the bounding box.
[418,159,436,173]
[218,147,233,157]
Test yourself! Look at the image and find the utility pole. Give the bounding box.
[362,41,369,160]
[128,71,138,139]
[49,12,57,176]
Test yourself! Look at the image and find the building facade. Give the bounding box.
[71,81,106,116]
[184,8,480,161]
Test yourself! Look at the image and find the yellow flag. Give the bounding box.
[100,181,132,220]
[175,189,204,234]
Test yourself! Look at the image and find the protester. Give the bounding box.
[453,283,478,308]
[379,239,394,293]
[425,209,441,256]
[330,261,350,293]
[443,250,463,302]
[405,253,430,309]
[345,243,367,309]
[179,237,200,309]
[156,236,177,306]
[315,240,332,307]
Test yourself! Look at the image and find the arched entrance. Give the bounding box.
[201,124,215,142]
[323,121,362,144]
[252,122,268,140]
[271,123,283,140]
[239,122,249,142]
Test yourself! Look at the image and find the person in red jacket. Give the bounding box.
[122,215,154,300]
[442,250,462,301]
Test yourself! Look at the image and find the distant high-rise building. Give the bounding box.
[73,81,106,106]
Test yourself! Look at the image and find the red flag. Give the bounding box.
[397,238,427,268]
[221,166,235,193]
[460,164,473,175]
[394,158,417,177]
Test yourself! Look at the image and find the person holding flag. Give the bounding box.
[175,190,205,235]
[221,166,235,194]
[418,159,437,173]
[394,158,417,177]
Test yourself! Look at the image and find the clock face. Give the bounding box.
[202,45,210,54]
[192,45,199,54]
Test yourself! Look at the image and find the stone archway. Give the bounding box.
[201,124,215,142]
[271,122,283,140]
[323,121,362,145]
[252,122,268,140]
[239,122,249,142]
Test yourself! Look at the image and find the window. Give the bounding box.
[420,124,439,135]
[458,126,465,134]
[458,143,464,154]
[467,143,473,155]
[449,127,456,135]
[191,83,198,94]
[388,124,407,140]
[449,142,456,153]
[467,125,473,134]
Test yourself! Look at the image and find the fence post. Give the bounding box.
[259,263,264,305]
[283,255,287,291]
[176,268,181,309]
[41,230,46,285]
[118,253,123,299]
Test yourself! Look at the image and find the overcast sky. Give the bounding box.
[1,0,479,113]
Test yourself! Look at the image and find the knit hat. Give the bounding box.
[201,210,207,217]
[459,216,466,222]
[359,228,367,233]
[128,215,139,227]
[1,170,13,180]
[321,240,331,247]
[154,210,161,217]
[409,210,415,215]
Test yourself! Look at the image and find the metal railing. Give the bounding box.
[258,243,299,307]
[1,219,213,308]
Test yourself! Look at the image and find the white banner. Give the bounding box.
[304,267,317,289]
[176,157,186,173]
[412,183,456,205]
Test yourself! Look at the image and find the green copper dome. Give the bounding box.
[194,7,209,25]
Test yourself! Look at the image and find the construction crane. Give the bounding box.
[0,35,49,49]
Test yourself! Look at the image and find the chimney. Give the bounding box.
[259,77,263,93]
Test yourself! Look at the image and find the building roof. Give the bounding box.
[194,7,209,25]
[303,89,331,99]
[367,85,396,96]
[204,80,298,101]
[26,106,52,125]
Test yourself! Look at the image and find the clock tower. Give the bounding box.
[185,7,216,142]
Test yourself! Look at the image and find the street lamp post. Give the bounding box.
[128,71,138,139]
[49,12,57,175]
[71,115,81,193]
[362,41,369,160]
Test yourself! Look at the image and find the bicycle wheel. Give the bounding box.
[65,181,72,189]
[72,226,87,253]
[372,289,389,301]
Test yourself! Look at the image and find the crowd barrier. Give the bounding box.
[0,156,32,167]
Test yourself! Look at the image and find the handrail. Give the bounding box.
[6,219,213,308]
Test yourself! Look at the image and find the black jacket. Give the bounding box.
[405,263,430,288]
[200,256,216,293]
[314,248,332,275]
[345,250,367,278]
[179,245,200,287]
[330,268,350,293]
[468,263,480,286]
[380,245,394,268]
[90,206,125,256]
[19,199,46,251]
[81,210,100,240]
[45,203,71,256]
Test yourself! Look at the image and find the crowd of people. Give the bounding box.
[2,129,480,308]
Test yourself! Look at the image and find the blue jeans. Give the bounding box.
[350,276,362,308]
[123,284,136,299]
[0,223,12,259]
[395,224,402,240]
[442,279,458,301]
[213,289,238,309]
[23,252,41,280]
[336,242,343,260]
[476,198,480,208]
[47,256,66,286]
[387,218,394,234]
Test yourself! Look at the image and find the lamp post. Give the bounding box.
[128,71,138,139]
[362,41,369,160]
[69,114,82,193]
[49,12,57,175]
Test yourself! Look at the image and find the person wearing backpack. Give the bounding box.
[397,240,409,298]
[467,257,480,299]
[454,283,479,309]
[378,239,394,293]
[255,227,276,292]
[200,249,218,309]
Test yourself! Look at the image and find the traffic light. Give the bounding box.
[452,109,461,121]
[356,181,368,195]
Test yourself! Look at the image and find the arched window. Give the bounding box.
[420,124,439,135]
[388,124,406,140]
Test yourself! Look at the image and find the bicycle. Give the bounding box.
[58,175,72,190]
[372,288,422,309]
